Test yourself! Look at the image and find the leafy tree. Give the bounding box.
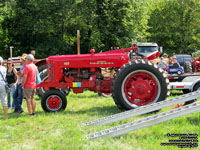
[0,0,152,58]
[148,0,200,55]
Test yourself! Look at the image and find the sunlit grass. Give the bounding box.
[0,90,199,150]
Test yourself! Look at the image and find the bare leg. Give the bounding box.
[3,106,7,118]
[26,99,32,115]
[31,99,36,114]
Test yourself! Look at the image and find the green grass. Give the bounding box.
[0,90,199,150]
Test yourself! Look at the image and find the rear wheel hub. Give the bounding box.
[123,72,158,106]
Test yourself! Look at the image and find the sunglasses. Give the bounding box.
[7,63,12,64]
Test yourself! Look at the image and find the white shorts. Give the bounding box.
[0,84,7,107]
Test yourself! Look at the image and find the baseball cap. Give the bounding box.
[25,54,34,61]
[0,57,3,63]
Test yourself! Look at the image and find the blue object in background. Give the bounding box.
[168,63,184,75]
[36,70,42,85]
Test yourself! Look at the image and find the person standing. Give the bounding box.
[6,59,18,109]
[158,57,168,71]
[0,57,8,119]
[13,54,27,113]
[172,55,177,63]
[163,53,168,59]
[21,54,37,116]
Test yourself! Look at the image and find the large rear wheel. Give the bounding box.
[112,60,170,110]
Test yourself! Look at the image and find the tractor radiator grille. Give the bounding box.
[48,64,54,81]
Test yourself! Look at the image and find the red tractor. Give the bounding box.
[191,56,200,73]
[38,45,170,112]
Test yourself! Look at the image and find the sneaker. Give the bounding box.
[32,113,36,117]
[4,116,8,119]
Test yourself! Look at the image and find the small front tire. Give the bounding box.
[177,70,182,75]
[41,90,67,112]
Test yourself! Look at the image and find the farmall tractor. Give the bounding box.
[37,44,170,112]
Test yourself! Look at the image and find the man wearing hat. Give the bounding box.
[13,53,27,113]
[21,54,37,116]
[0,56,8,119]
[172,55,177,63]
[163,53,168,59]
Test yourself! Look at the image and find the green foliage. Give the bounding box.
[0,0,150,58]
[0,91,199,150]
[148,0,200,55]
[0,0,199,58]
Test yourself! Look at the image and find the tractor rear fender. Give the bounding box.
[34,59,46,68]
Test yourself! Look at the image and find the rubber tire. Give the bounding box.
[112,60,170,110]
[184,62,192,73]
[177,70,182,75]
[184,82,200,105]
[41,89,67,112]
[38,64,47,73]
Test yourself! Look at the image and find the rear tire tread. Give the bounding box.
[112,60,170,110]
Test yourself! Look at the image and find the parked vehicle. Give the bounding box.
[191,56,200,72]
[168,63,184,75]
[37,43,170,112]
[137,42,160,60]
[176,54,193,66]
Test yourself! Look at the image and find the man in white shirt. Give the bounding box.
[0,57,8,119]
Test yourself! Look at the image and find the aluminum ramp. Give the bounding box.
[85,91,200,140]
[86,102,200,140]
[85,90,200,126]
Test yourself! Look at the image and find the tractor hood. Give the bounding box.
[47,52,129,68]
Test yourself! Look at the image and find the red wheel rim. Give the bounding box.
[47,95,62,110]
[123,71,159,106]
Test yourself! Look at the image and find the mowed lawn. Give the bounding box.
[0,90,199,150]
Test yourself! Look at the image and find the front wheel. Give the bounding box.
[112,60,170,110]
[177,70,182,75]
[41,89,67,112]
[184,82,200,105]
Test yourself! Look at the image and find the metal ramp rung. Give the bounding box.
[84,90,200,126]
[86,102,200,140]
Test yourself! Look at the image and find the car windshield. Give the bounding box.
[184,56,192,62]
[176,55,192,62]
[176,56,183,62]
[138,46,158,56]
